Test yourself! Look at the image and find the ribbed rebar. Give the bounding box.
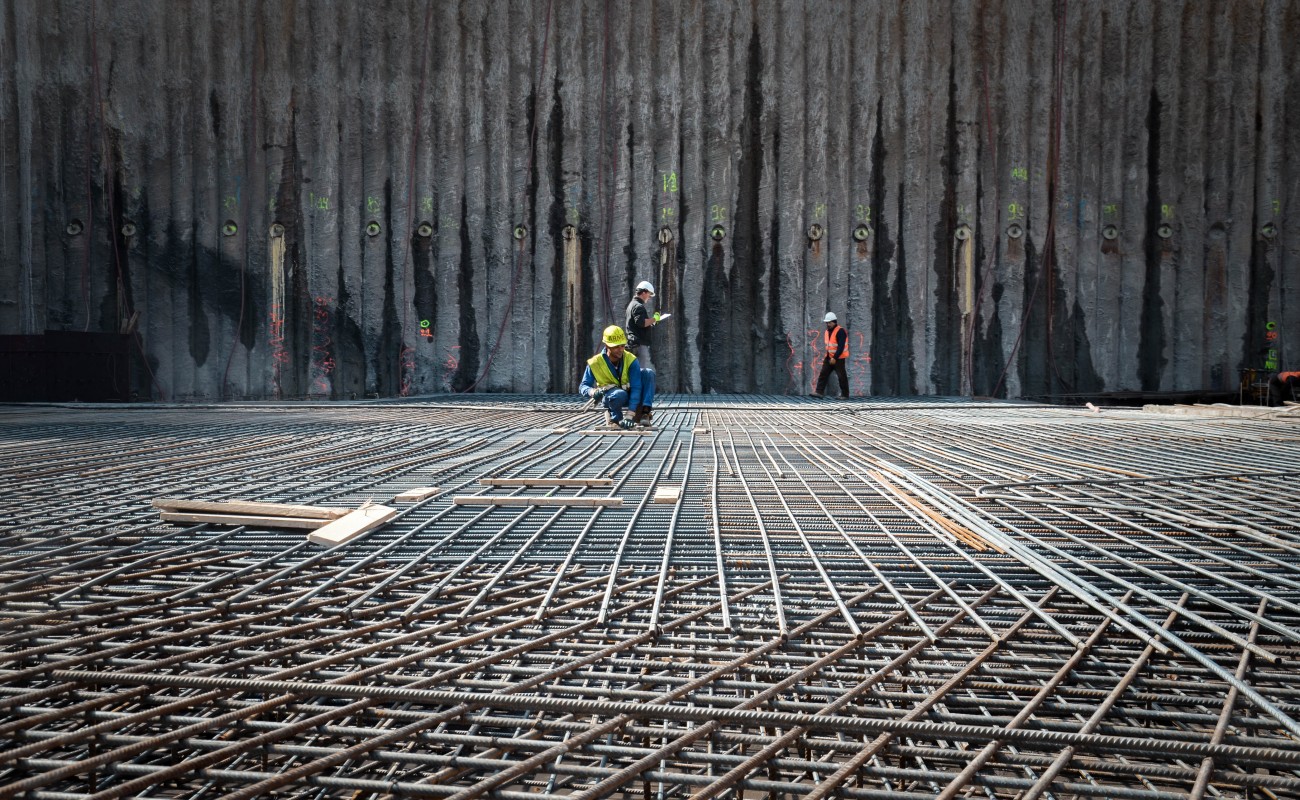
[2,397,1299,800]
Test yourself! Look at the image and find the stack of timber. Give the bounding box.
[153,498,397,547]
[152,499,349,530]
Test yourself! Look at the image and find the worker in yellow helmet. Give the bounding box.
[579,325,657,429]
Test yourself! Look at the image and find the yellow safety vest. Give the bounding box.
[588,352,636,389]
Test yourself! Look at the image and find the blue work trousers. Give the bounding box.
[604,368,656,422]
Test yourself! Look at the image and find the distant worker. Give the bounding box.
[1270,370,1300,405]
[625,280,660,370]
[812,312,850,399]
[580,325,656,429]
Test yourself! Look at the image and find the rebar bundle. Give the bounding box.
[2,397,1299,799]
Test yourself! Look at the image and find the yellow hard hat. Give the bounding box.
[602,325,628,347]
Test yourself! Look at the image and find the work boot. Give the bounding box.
[810,392,823,399]
[616,418,636,430]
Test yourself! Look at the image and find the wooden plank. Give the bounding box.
[653,486,682,504]
[152,498,349,520]
[393,487,441,502]
[160,511,327,530]
[479,478,613,487]
[692,428,711,434]
[452,496,622,508]
[308,504,399,546]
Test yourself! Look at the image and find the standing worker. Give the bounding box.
[625,280,660,370]
[579,326,656,429]
[812,312,850,399]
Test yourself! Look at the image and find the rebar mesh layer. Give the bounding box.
[2,396,1299,799]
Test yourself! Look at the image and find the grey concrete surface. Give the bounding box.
[0,0,1296,399]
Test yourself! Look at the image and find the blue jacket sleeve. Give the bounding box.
[579,365,598,398]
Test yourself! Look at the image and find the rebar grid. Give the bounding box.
[2,396,1299,799]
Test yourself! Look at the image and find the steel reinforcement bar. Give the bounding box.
[1,397,1298,799]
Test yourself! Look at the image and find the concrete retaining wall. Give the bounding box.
[1,0,1296,399]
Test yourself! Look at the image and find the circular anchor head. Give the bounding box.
[658,226,673,244]
[562,224,577,241]
[366,221,382,237]
[1260,222,1278,239]
[269,222,286,238]
[710,224,726,241]
[954,224,971,241]
[512,224,528,241]
[853,224,871,242]
[120,221,137,238]
[66,219,84,236]
[807,223,824,241]
[1006,223,1023,239]
[222,220,238,237]
[1102,224,1119,240]
[1156,223,1173,240]
[416,221,433,238]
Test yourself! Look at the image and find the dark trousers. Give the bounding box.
[815,357,849,397]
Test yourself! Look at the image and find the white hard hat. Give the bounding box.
[636,281,656,296]
[823,312,837,323]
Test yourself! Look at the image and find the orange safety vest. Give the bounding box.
[825,325,849,359]
[1279,371,1300,382]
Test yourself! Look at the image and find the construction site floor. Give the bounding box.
[2,395,1300,799]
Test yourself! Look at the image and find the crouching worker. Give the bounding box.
[580,325,656,429]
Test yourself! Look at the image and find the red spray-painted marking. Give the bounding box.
[269,305,288,399]
[310,296,335,397]
[442,345,461,391]
[399,344,417,396]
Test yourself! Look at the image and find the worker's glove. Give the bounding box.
[653,312,661,324]
[828,357,836,365]
[590,388,606,402]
